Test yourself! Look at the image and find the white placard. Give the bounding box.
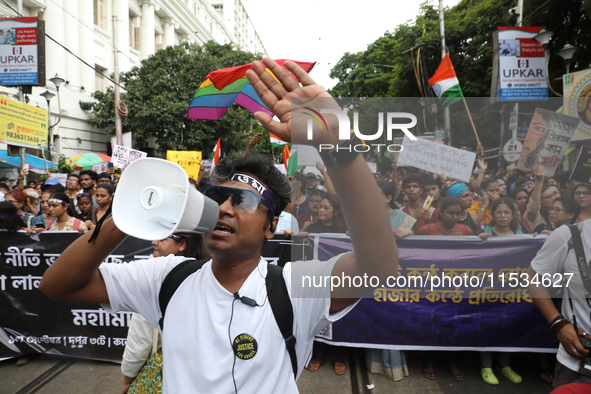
[50,173,67,186]
[366,162,377,173]
[111,145,147,169]
[92,162,108,173]
[295,144,323,167]
[397,136,476,182]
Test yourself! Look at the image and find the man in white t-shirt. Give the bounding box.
[528,222,591,389]
[39,58,398,393]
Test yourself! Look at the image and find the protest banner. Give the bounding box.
[166,150,202,180]
[1,232,556,363]
[397,136,476,182]
[570,146,591,183]
[111,145,147,169]
[516,108,580,175]
[312,234,555,352]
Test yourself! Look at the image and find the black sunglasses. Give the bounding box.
[203,186,273,214]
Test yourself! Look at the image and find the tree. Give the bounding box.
[80,42,266,156]
[328,0,591,151]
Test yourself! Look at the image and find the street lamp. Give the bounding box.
[532,29,562,97]
[557,44,578,74]
[39,73,64,166]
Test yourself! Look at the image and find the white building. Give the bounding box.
[0,0,266,171]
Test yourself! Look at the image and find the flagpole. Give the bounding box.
[439,0,452,145]
[462,98,481,145]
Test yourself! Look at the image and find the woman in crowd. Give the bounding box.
[297,189,325,232]
[415,196,468,381]
[378,180,416,237]
[299,194,346,235]
[510,187,532,233]
[4,190,36,228]
[289,172,309,218]
[416,196,474,236]
[533,197,580,235]
[45,193,87,233]
[524,165,560,229]
[479,198,523,237]
[444,183,480,234]
[363,180,413,381]
[477,198,523,385]
[120,233,209,394]
[302,194,348,375]
[95,183,114,223]
[76,193,96,230]
[0,201,27,232]
[572,182,591,222]
[30,190,56,232]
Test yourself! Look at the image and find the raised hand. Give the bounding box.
[246,58,339,146]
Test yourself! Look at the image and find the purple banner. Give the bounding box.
[314,235,557,352]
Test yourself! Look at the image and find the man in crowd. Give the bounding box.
[79,170,99,209]
[401,173,438,228]
[40,58,397,393]
[65,174,81,214]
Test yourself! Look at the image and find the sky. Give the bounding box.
[243,0,461,90]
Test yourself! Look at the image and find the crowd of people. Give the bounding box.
[2,58,589,393]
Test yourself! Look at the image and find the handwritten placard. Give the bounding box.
[92,162,108,174]
[517,108,580,176]
[397,136,476,182]
[166,151,202,180]
[111,145,147,169]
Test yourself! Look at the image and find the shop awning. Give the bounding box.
[0,150,54,172]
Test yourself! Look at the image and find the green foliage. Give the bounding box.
[42,154,74,178]
[80,42,265,156]
[329,0,591,149]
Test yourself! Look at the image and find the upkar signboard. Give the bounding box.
[0,17,45,86]
[496,27,547,101]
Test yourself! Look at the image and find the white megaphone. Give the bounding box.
[112,158,219,240]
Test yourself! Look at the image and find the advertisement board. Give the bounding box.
[0,17,44,86]
[0,94,48,148]
[495,27,548,101]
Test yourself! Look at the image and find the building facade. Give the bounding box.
[0,0,266,168]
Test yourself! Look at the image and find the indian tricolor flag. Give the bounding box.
[211,138,222,168]
[270,133,288,148]
[428,54,464,108]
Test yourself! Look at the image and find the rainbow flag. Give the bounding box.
[188,60,315,120]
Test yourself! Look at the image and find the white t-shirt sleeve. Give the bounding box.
[99,255,189,329]
[287,254,359,339]
[530,224,570,275]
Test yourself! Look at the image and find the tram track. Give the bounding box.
[14,359,75,394]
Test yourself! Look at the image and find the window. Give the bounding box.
[95,66,107,93]
[93,0,107,30]
[129,15,140,50]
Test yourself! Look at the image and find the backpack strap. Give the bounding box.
[266,264,297,378]
[158,259,205,330]
[157,259,298,378]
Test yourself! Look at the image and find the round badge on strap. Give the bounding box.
[233,333,258,360]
